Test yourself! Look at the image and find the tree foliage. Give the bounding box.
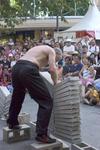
[0,0,91,28]
[39,0,90,16]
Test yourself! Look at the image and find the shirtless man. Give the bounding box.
[7,45,62,144]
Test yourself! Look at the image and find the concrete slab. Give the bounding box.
[30,140,62,150]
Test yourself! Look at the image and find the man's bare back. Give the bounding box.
[20,45,56,69]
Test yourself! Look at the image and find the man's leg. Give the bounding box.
[7,67,26,128]
[25,72,56,143]
[7,87,26,128]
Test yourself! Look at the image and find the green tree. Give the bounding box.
[0,0,90,29]
[0,0,40,29]
[39,0,90,31]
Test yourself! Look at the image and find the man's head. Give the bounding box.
[54,47,62,62]
[72,55,81,64]
[64,39,72,47]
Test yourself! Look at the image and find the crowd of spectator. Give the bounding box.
[0,35,100,105]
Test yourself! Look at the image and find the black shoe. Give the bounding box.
[7,124,21,130]
[35,135,56,144]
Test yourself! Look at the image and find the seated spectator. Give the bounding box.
[0,55,11,69]
[1,75,10,86]
[0,64,3,79]
[57,60,63,81]
[75,42,82,55]
[10,53,20,68]
[79,57,96,88]
[63,54,83,78]
[81,45,88,59]
[63,39,75,55]
[88,39,99,65]
[8,38,14,46]
[89,53,96,65]
[63,55,72,78]
[83,84,100,106]
[80,35,90,47]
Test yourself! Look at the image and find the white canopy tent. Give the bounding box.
[60,0,100,39]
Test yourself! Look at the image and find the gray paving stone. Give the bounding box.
[30,140,62,150]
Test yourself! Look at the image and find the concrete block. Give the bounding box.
[55,125,80,132]
[54,108,80,114]
[54,104,80,111]
[54,113,80,119]
[18,112,30,124]
[54,77,80,92]
[0,86,11,117]
[54,98,80,105]
[3,124,30,143]
[54,86,79,95]
[71,142,93,150]
[54,132,81,144]
[54,94,80,102]
[54,81,80,92]
[55,117,80,123]
[54,121,80,128]
[50,135,70,150]
[84,147,98,150]
[30,140,62,150]
[55,128,80,136]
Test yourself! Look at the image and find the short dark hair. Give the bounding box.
[82,45,88,49]
[54,47,62,54]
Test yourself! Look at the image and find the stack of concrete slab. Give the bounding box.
[53,77,81,144]
[0,86,11,118]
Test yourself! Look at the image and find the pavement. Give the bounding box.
[0,94,100,150]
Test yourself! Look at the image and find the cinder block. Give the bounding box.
[0,86,11,117]
[55,116,80,123]
[55,125,80,133]
[30,140,62,150]
[3,124,30,143]
[54,96,80,103]
[54,132,81,144]
[54,103,80,109]
[54,81,80,92]
[50,135,70,150]
[54,121,80,128]
[71,142,95,150]
[18,112,30,124]
[84,147,98,150]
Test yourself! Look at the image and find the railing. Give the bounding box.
[0,16,83,21]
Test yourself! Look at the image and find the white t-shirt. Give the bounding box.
[63,45,75,54]
[89,45,99,54]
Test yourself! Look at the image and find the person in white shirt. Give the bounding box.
[88,39,100,64]
[80,36,90,47]
[63,39,75,55]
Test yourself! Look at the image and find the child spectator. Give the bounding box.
[84,84,100,105]
[79,57,96,88]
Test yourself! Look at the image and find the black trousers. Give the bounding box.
[7,60,53,135]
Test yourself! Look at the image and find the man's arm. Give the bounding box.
[48,50,58,85]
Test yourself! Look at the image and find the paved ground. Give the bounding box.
[80,103,100,149]
[0,94,100,150]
